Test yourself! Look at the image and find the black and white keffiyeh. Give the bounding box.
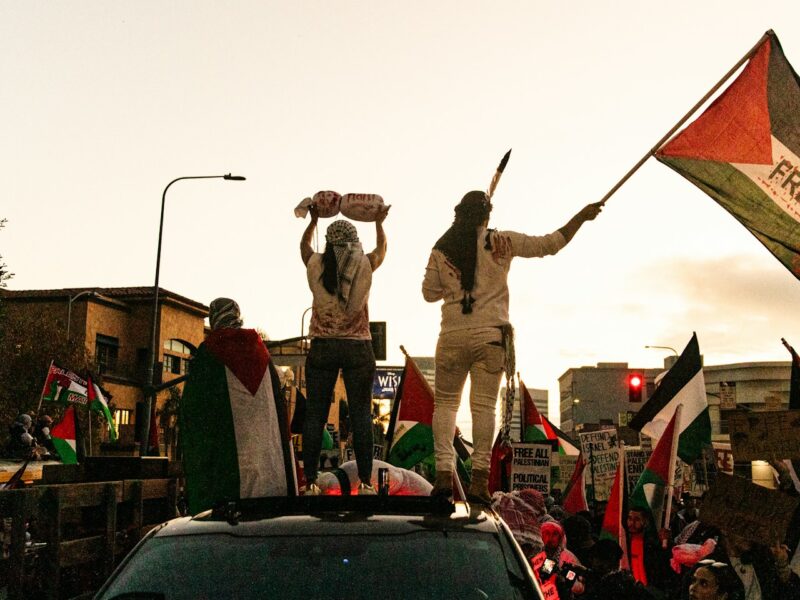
[209,297,243,330]
[325,220,364,307]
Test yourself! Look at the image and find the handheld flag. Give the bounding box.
[562,454,589,514]
[628,333,710,463]
[600,446,629,569]
[657,32,800,279]
[520,377,579,455]
[87,376,117,442]
[41,362,89,406]
[487,149,512,199]
[385,354,436,469]
[488,431,513,493]
[51,406,79,465]
[630,409,679,528]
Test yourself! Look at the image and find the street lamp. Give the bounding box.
[644,345,678,356]
[141,173,246,457]
[66,290,99,340]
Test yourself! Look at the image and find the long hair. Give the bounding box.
[321,244,338,295]
[433,191,493,313]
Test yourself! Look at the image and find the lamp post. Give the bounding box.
[66,290,98,340]
[141,173,246,457]
[644,345,678,356]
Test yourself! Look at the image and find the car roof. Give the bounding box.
[150,496,506,538]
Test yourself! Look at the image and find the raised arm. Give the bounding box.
[558,202,603,244]
[367,206,390,271]
[300,207,319,265]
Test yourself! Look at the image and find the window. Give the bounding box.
[96,334,119,375]
[163,339,195,355]
[114,409,132,429]
[163,354,180,374]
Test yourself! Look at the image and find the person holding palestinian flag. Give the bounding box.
[300,205,389,495]
[179,298,297,515]
[422,189,602,503]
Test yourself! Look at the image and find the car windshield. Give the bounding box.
[98,530,533,600]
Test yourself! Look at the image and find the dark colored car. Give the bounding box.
[94,496,544,599]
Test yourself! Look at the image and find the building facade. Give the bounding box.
[2,287,208,445]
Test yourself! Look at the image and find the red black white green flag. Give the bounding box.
[180,328,297,514]
[657,32,800,278]
[51,405,79,465]
[385,355,436,469]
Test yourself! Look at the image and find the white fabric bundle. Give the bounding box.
[294,191,386,221]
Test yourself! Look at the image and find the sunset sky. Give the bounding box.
[4,1,800,431]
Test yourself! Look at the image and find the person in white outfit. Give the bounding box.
[422,190,601,502]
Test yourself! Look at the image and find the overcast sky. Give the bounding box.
[4,1,800,431]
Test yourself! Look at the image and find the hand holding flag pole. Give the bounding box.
[487,149,512,199]
[594,30,772,207]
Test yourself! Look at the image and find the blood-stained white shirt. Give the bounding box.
[307,253,372,340]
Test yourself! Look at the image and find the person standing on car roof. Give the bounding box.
[422,190,601,503]
[300,205,389,495]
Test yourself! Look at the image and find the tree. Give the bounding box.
[0,307,92,449]
[0,218,12,291]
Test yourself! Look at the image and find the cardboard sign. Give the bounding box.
[511,443,551,494]
[579,429,619,501]
[558,454,579,490]
[625,448,650,494]
[700,473,800,544]
[728,410,800,462]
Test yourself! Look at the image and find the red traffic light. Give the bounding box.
[628,373,643,402]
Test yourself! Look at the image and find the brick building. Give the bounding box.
[1,287,207,445]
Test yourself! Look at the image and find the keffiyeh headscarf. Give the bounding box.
[325,220,364,307]
[209,297,243,330]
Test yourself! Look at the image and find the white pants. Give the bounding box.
[432,327,505,474]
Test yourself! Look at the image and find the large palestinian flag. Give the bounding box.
[386,356,435,469]
[657,31,800,278]
[180,328,296,514]
[629,333,710,463]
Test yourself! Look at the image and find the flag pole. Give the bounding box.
[663,403,683,541]
[384,345,412,460]
[597,30,772,207]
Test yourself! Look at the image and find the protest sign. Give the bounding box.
[712,442,734,475]
[578,429,619,501]
[728,410,800,462]
[558,454,579,490]
[625,447,650,494]
[511,443,551,494]
[700,473,800,544]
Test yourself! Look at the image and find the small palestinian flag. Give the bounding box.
[657,31,800,279]
[630,409,678,529]
[180,328,297,515]
[386,356,436,469]
[600,451,629,569]
[51,406,78,465]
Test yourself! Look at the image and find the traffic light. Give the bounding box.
[628,373,643,402]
